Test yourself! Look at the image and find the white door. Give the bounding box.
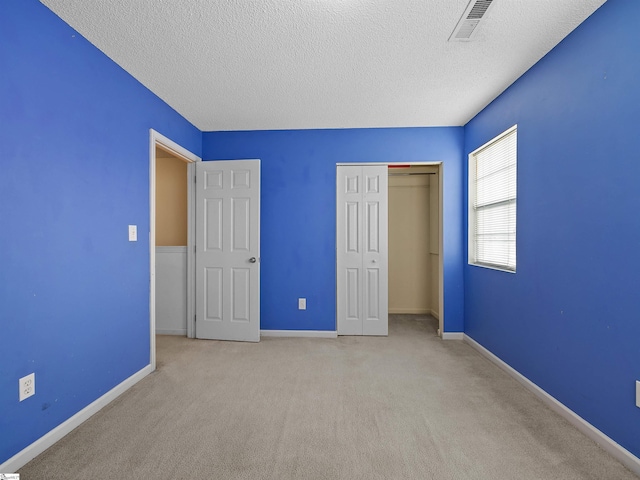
[196,160,260,342]
[337,165,388,336]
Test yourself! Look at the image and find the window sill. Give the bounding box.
[468,262,516,274]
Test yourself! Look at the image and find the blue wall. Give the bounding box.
[203,128,465,333]
[464,0,640,458]
[0,0,201,463]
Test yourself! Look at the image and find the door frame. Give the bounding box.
[336,162,444,336]
[149,129,201,370]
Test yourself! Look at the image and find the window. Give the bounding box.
[469,125,517,272]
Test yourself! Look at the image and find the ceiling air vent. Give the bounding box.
[449,0,495,42]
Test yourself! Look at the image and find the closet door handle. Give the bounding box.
[249,257,257,263]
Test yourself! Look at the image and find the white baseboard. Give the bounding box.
[0,364,153,473]
[441,332,464,340]
[156,329,187,336]
[463,334,640,476]
[388,309,440,320]
[389,308,431,315]
[261,330,337,338]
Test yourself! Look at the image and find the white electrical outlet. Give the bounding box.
[128,225,137,242]
[636,381,640,408]
[298,298,306,310]
[19,373,35,401]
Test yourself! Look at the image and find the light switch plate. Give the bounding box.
[636,381,640,408]
[298,298,306,310]
[128,225,137,242]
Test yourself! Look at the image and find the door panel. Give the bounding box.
[231,268,250,322]
[232,169,250,188]
[196,160,260,342]
[205,199,223,250]
[231,198,250,251]
[362,168,388,335]
[346,202,359,252]
[205,267,223,321]
[366,174,380,194]
[366,268,379,316]
[366,202,379,252]
[337,165,388,336]
[346,268,360,320]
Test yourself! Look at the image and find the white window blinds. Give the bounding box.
[469,127,517,272]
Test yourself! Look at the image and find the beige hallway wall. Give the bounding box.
[388,174,431,314]
[156,150,188,246]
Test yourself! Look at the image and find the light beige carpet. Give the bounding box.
[19,315,637,479]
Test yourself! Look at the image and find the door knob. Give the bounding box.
[249,257,257,263]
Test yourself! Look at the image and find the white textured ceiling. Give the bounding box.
[40,0,606,131]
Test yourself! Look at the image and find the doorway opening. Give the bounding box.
[149,130,200,370]
[155,146,190,337]
[388,164,443,336]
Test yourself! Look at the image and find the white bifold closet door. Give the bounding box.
[337,165,388,336]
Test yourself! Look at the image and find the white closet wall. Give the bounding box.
[429,173,440,318]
